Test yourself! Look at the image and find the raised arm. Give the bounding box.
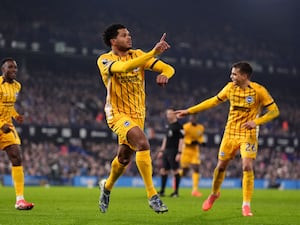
[176,96,222,119]
[109,33,171,73]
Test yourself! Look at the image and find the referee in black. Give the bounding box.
[157,108,183,197]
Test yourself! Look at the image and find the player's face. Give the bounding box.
[2,60,18,81]
[166,109,176,123]
[113,28,132,51]
[189,115,197,124]
[230,67,247,86]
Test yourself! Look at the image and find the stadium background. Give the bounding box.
[0,0,299,189]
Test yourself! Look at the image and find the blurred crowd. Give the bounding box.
[0,1,298,68]
[0,0,299,185]
[0,140,299,186]
[0,59,296,185]
[14,61,298,136]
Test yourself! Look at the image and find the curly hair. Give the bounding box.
[102,24,126,47]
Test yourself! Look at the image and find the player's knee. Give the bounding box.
[118,155,131,165]
[242,164,253,171]
[5,146,22,166]
[191,165,200,173]
[193,168,200,173]
[135,138,150,151]
[11,158,22,166]
[242,158,253,171]
[216,166,226,172]
[216,160,229,171]
[117,148,134,165]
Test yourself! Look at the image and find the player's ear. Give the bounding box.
[110,38,117,46]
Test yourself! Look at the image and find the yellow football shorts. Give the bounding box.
[218,134,258,160]
[0,126,21,150]
[107,114,144,151]
[180,145,200,168]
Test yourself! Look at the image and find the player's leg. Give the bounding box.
[128,126,156,197]
[103,116,138,191]
[99,144,134,213]
[5,143,34,210]
[211,160,229,194]
[190,149,201,197]
[99,116,135,213]
[203,136,244,212]
[105,145,133,190]
[190,164,202,197]
[202,137,239,211]
[169,154,180,197]
[173,152,187,192]
[159,153,173,196]
[170,172,180,197]
[158,167,168,196]
[241,158,254,216]
[202,159,229,211]
[127,126,168,213]
[179,149,190,179]
[240,141,257,216]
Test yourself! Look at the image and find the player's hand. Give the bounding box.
[15,115,24,124]
[157,151,163,158]
[175,109,189,119]
[1,124,12,133]
[153,33,170,55]
[175,153,181,162]
[242,121,256,129]
[156,74,169,87]
[191,140,199,145]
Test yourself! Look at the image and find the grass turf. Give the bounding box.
[0,186,299,225]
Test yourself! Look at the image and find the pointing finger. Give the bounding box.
[160,33,167,42]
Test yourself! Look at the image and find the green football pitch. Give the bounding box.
[0,186,299,225]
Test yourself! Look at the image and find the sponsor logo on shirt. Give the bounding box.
[233,105,251,112]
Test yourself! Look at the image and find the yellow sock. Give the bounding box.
[105,157,127,191]
[136,150,156,199]
[192,172,200,191]
[212,168,225,194]
[242,171,254,202]
[12,166,24,197]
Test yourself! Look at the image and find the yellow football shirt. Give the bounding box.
[0,76,20,127]
[217,81,276,138]
[183,122,205,145]
[188,81,279,139]
[97,49,174,120]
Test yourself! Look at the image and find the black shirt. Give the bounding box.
[164,121,183,154]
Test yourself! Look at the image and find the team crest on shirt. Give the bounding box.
[245,96,254,104]
[219,151,225,158]
[124,121,130,127]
